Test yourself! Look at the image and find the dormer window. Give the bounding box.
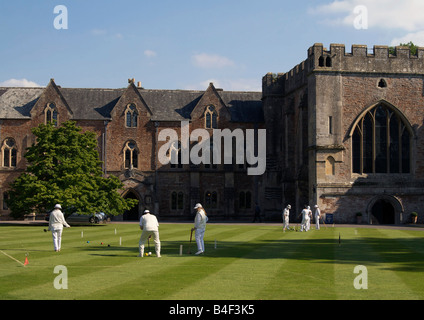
[45,103,58,126]
[205,105,217,129]
[125,104,138,128]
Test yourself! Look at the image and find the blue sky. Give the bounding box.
[1,0,424,91]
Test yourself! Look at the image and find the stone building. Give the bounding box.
[262,43,424,224]
[0,79,263,221]
[2,43,424,224]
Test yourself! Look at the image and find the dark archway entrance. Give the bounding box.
[371,199,395,224]
[123,191,139,221]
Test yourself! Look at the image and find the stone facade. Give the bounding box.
[262,43,424,224]
[3,42,424,224]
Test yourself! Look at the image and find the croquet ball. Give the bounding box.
[108,244,110,247]
[87,241,90,243]
[148,252,152,256]
[101,242,104,245]
[145,253,148,256]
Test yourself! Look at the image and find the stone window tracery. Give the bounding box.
[352,104,411,174]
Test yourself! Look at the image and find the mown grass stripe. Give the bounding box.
[333,228,421,299]
[165,226,297,300]
[2,224,424,300]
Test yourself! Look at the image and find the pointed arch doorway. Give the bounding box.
[371,199,395,224]
[367,195,402,225]
[123,190,140,221]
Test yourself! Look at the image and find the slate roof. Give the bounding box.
[0,87,44,119]
[60,88,125,120]
[0,86,263,123]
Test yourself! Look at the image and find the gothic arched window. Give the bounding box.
[171,191,184,210]
[169,140,182,168]
[205,105,218,129]
[2,138,17,168]
[352,104,411,174]
[239,191,252,209]
[45,103,58,126]
[125,104,138,128]
[124,141,138,169]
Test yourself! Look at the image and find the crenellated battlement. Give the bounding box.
[309,43,424,74]
[263,43,424,97]
[262,59,310,96]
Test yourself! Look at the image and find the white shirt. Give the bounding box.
[283,208,290,221]
[301,209,311,220]
[48,209,70,230]
[314,207,321,217]
[194,209,208,230]
[140,213,159,231]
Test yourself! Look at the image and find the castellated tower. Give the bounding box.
[262,43,424,224]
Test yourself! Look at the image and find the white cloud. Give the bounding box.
[310,0,424,31]
[90,29,107,36]
[0,79,41,87]
[90,29,123,39]
[390,30,424,47]
[144,50,157,58]
[192,53,235,69]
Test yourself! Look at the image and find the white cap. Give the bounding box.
[194,203,203,209]
[144,209,150,214]
[54,204,62,209]
[314,205,318,208]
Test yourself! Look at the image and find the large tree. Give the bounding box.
[7,121,138,219]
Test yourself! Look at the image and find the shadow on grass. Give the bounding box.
[178,236,424,272]
[76,232,424,273]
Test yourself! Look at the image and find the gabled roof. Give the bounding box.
[220,91,263,122]
[60,88,125,120]
[0,87,44,119]
[140,89,203,121]
[0,81,263,123]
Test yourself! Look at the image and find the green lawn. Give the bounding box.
[1,222,424,300]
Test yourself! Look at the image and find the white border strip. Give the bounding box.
[0,250,25,266]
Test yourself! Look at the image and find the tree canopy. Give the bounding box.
[7,121,138,218]
[389,41,419,55]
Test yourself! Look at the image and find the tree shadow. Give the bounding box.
[199,236,424,273]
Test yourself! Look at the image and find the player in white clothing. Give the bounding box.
[314,205,321,230]
[282,204,291,231]
[192,203,208,255]
[48,204,71,252]
[300,205,312,232]
[138,210,161,257]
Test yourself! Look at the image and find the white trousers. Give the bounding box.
[301,218,310,231]
[139,230,160,256]
[195,228,205,252]
[315,216,320,229]
[51,228,63,251]
[283,218,289,230]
